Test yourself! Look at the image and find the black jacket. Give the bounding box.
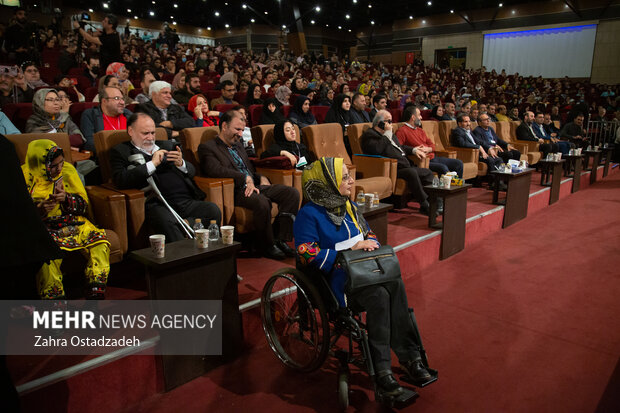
[515,122,538,142]
[472,126,508,151]
[135,100,195,139]
[360,127,414,169]
[450,127,480,149]
[109,140,205,201]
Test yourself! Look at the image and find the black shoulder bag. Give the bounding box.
[337,245,402,295]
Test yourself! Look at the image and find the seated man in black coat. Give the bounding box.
[109,113,221,242]
[361,110,436,216]
[473,113,521,163]
[135,80,194,139]
[451,114,503,184]
[516,111,555,158]
[198,110,300,260]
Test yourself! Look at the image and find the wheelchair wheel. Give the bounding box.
[261,268,330,373]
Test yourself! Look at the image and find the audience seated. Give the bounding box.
[369,94,387,119]
[260,119,310,168]
[210,79,238,107]
[361,110,435,216]
[495,104,510,122]
[451,114,503,185]
[516,111,556,158]
[559,113,589,148]
[134,68,156,104]
[260,97,286,125]
[25,88,85,147]
[81,86,133,152]
[173,72,201,104]
[244,84,264,107]
[198,110,299,260]
[0,68,34,108]
[135,80,194,138]
[531,112,571,155]
[473,114,521,163]
[109,112,221,243]
[0,109,21,134]
[397,106,464,178]
[188,94,220,127]
[350,93,371,124]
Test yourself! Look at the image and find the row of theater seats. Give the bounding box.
[7,119,541,261]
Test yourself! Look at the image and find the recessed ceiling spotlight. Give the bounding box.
[134,16,138,19]
[427,1,432,5]
[353,0,357,3]
[225,23,230,28]
[422,19,426,23]
[450,9,454,13]
[174,3,178,8]
[370,20,375,25]
[103,3,109,9]
[89,8,94,12]
[311,20,315,24]
[149,11,155,16]
[265,11,268,14]
[368,4,372,8]
[326,24,329,27]
[282,25,286,29]
[242,4,247,8]
[251,18,255,22]
[315,6,321,12]
[215,11,220,16]
[346,14,350,19]
[409,16,413,19]
[127,8,132,13]
[348,29,351,32]
[338,25,342,29]
[207,26,211,30]
[172,21,177,25]
[511,10,515,14]
[499,3,503,7]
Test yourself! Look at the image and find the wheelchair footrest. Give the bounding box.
[377,387,419,408]
[400,368,438,388]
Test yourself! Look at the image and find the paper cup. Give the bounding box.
[149,234,166,258]
[364,194,374,208]
[221,225,235,245]
[195,229,209,249]
[441,175,451,189]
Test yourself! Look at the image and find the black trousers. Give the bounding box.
[539,142,559,158]
[497,149,521,162]
[234,184,299,246]
[429,156,464,178]
[397,166,433,204]
[480,155,503,175]
[349,279,421,372]
[145,197,222,243]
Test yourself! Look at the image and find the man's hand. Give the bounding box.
[352,240,378,251]
[488,148,498,158]
[165,146,184,167]
[538,138,545,144]
[496,145,504,152]
[414,147,426,160]
[507,144,516,151]
[152,149,167,167]
[245,175,259,197]
[159,120,174,129]
[72,20,80,30]
[13,73,27,91]
[480,147,489,159]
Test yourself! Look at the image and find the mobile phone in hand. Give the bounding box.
[54,176,64,194]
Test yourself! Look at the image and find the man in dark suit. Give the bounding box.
[531,112,567,154]
[516,111,555,158]
[198,110,299,260]
[451,114,503,183]
[135,81,195,139]
[361,110,436,216]
[472,113,521,163]
[109,113,220,242]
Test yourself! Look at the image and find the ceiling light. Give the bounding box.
[225,23,230,28]
[499,3,503,7]
[172,21,177,25]
[422,19,426,23]
[282,25,286,29]
[427,1,432,5]
[251,18,255,22]
[346,14,350,19]
[511,10,515,14]
[149,11,155,16]
[338,25,342,29]
[265,11,268,14]
[368,4,372,8]
[127,8,132,13]
[242,4,247,8]
[409,16,413,19]
[170,16,174,19]
[88,8,94,12]
[370,20,375,25]
[103,3,109,9]
[311,20,315,24]
[326,24,329,27]
[315,6,321,12]
[450,9,454,13]
[215,11,221,16]
[353,0,357,3]
[207,26,211,30]
[134,16,138,19]
[152,1,155,4]
[348,29,351,32]
[174,3,178,7]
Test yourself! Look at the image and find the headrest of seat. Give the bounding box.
[7,133,72,164]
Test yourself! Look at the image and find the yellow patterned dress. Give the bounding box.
[22,139,110,299]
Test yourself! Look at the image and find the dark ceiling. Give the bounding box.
[67,0,537,32]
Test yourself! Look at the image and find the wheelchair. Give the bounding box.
[260,264,437,409]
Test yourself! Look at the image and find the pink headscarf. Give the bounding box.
[106,62,125,76]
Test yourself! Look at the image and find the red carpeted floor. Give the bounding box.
[113,171,620,413]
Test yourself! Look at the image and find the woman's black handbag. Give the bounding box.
[337,245,402,294]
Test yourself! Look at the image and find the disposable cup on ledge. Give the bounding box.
[195,229,209,249]
[149,234,166,258]
[221,226,235,245]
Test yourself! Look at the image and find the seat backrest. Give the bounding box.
[260,124,301,154]
[70,102,99,130]
[249,104,263,127]
[7,133,72,164]
[510,120,521,139]
[310,105,329,124]
[179,126,220,172]
[302,123,351,164]
[421,120,445,151]
[388,108,402,123]
[250,124,272,157]
[438,120,457,148]
[495,121,512,143]
[347,123,371,155]
[94,127,167,183]
[15,104,34,132]
[282,105,292,118]
[214,103,237,113]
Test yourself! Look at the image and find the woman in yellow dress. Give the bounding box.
[22,139,110,299]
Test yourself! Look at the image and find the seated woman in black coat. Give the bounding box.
[324,93,353,155]
[289,95,317,130]
[259,97,286,125]
[260,120,310,169]
[244,83,263,107]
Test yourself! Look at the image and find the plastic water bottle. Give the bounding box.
[192,218,204,231]
[208,220,220,243]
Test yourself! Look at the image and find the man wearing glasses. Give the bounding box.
[361,110,436,216]
[81,86,133,152]
[135,81,194,139]
[210,80,238,108]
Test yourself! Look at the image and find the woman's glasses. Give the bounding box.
[44,98,62,102]
[342,173,354,182]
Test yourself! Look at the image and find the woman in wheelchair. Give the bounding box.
[294,157,433,397]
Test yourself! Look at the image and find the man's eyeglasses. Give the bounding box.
[384,119,393,124]
[105,96,124,101]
